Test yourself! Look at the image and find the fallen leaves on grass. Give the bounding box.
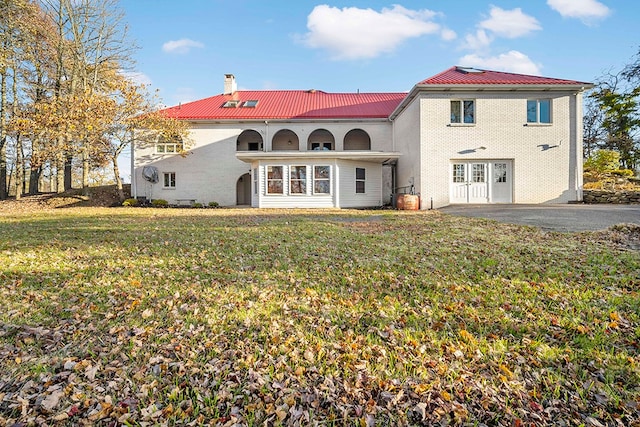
[0,208,639,426]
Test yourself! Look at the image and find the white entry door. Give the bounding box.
[450,161,512,204]
[490,161,513,203]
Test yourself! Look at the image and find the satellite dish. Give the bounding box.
[142,166,159,183]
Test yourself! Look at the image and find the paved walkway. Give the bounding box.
[438,204,640,232]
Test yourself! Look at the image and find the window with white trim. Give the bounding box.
[314,166,330,194]
[289,166,307,194]
[163,172,176,188]
[452,164,465,183]
[451,100,475,124]
[253,168,258,195]
[156,135,183,154]
[267,166,283,194]
[355,168,366,194]
[527,99,551,124]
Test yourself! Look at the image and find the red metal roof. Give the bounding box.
[161,67,592,120]
[162,90,407,120]
[419,66,591,86]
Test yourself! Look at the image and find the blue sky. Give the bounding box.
[116,0,636,180]
[119,0,638,107]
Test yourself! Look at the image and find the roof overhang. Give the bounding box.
[389,82,595,120]
[236,150,401,164]
[184,117,391,124]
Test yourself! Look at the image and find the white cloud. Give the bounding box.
[464,29,493,51]
[162,38,204,54]
[479,6,542,38]
[119,71,152,86]
[459,50,542,75]
[441,28,457,41]
[300,5,452,60]
[547,0,610,23]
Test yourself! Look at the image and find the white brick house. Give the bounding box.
[132,67,592,209]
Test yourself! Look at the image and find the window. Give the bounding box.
[248,142,262,151]
[355,168,366,194]
[156,136,183,154]
[314,166,330,194]
[243,100,259,108]
[494,163,507,183]
[527,99,551,124]
[453,164,465,183]
[289,166,307,194]
[451,100,475,124]
[472,164,486,183]
[253,168,258,195]
[311,142,333,151]
[266,166,283,194]
[222,100,240,108]
[163,172,176,188]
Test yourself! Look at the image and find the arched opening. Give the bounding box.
[308,129,335,150]
[236,173,251,205]
[344,129,371,150]
[272,129,299,151]
[236,129,263,151]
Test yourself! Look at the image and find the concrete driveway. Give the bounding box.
[438,204,640,232]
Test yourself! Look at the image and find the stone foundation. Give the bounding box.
[583,189,640,204]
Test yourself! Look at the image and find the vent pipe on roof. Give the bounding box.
[224,74,237,95]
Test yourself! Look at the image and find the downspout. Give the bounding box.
[574,91,584,202]
[389,116,397,206]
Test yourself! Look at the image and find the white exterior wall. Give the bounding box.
[133,120,394,207]
[337,161,383,208]
[392,97,422,197]
[133,124,250,205]
[410,91,581,208]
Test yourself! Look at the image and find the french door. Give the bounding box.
[450,161,512,204]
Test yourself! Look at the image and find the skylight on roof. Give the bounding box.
[243,100,259,108]
[456,66,484,74]
[222,100,241,108]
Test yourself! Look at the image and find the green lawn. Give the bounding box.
[0,208,638,426]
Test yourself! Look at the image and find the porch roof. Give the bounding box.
[236,150,400,164]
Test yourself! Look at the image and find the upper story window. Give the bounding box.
[247,142,262,151]
[311,142,333,151]
[527,99,551,124]
[243,100,259,108]
[451,100,475,124]
[156,135,183,154]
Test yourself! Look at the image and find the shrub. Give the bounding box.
[192,202,203,208]
[610,169,634,177]
[584,150,620,174]
[208,201,219,208]
[122,198,139,207]
[151,199,169,207]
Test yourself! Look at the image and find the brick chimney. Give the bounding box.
[224,74,237,95]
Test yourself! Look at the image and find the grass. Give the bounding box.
[0,207,638,426]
